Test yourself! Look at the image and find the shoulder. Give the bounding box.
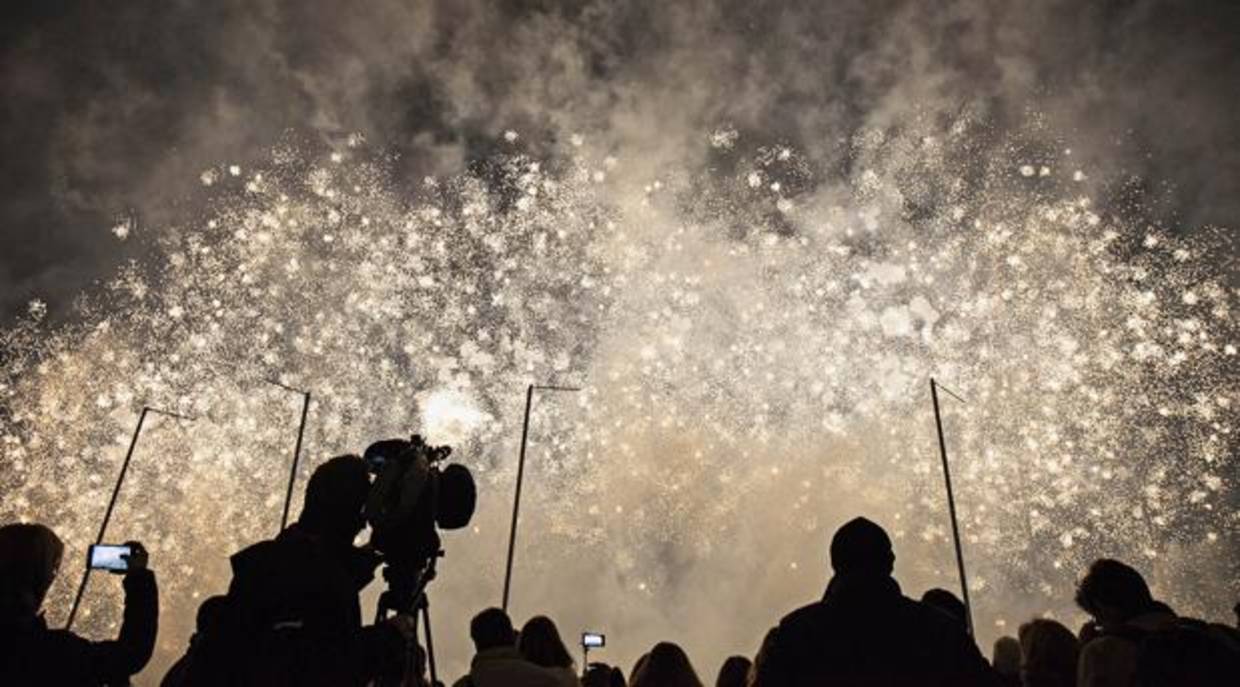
[549,665,581,686]
[1080,634,1139,664]
[779,600,826,629]
[772,600,833,651]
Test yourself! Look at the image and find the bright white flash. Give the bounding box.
[418,389,490,446]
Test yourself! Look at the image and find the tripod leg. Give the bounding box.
[422,598,438,686]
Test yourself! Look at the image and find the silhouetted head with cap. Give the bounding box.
[829,517,894,578]
[298,454,371,546]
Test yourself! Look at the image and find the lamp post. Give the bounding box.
[502,383,580,612]
[930,377,973,636]
[267,380,311,532]
[66,405,194,629]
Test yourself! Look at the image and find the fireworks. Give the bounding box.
[1,118,1236,676]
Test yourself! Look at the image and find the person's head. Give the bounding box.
[992,635,1021,678]
[829,517,894,577]
[921,588,968,631]
[196,595,230,634]
[715,655,751,687]
[0,522,64,618]
[470,607,516,652]
[583,663,628,687]
[1074,558,1154,627]
[1018,619,1079,687]
[631,642,703,687]
[518,615,574,669]
[299,454,371,545]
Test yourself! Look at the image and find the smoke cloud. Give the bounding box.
[3,0,1238,319]
[2,1,1238,684]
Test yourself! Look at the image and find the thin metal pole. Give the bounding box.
[502,385,535,612]
[502,383,581,612]
[66,405,192,630]
[931,378,974,636]
[422,599,438,686]
[280,390,311,531]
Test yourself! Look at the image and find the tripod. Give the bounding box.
[374,551,442,687]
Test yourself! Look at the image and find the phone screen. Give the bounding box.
[88,544,131,572]
[582,632,605,648]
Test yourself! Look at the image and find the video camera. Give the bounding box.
[363,435,476,609]
[363,435,475,686]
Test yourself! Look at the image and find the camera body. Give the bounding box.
[363,435,476,613]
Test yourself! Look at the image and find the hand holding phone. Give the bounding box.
[121,541,148,572]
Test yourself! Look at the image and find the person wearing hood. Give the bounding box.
[750,516,999,687]
[0,522,157,686]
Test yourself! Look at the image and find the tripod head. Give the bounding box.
[376,548,443,619]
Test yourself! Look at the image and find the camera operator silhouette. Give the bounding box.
[0,523,158,686]
[167,455,415,686]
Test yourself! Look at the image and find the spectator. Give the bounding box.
[583,663,626,687]
[1074,559,1176,687]
[714,655,751,687]
[630,654,649,685]
[454,607,559,687]
[629,642,703,687]
[749,516,998,687]
[1135,619,1240,687]
[991,635,1021,687]
[518,615,581,687]
[1018,619,1078,687]
[217,455,413,685]
[922,587,970,634]
[0,523,158,686]
[160,594,231,686]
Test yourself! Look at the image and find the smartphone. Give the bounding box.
[582,632,605,648]
[88,544,132,572]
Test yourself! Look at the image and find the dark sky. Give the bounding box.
[3,0,1238,322]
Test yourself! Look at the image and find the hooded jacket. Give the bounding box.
[0,524,158,686]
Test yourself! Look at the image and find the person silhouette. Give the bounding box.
[750,516,998,687]
[629,642,703,687]
[991,635,1021,686]
[1017,618,1078,687]
[1074,558,1176,687]
[517,615,581,687]
[454,607,560,687]
[0,523,158,686]
[921,587,969,633]
[714,655,752,687]
[204,455,413,686]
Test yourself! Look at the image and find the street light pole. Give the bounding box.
[930,377,973,637]
[502,383,580,612]
[66,405,193,630]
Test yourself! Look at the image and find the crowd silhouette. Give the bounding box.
[2,454,1238,686]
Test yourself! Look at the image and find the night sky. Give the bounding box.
[3,0,1238,322]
